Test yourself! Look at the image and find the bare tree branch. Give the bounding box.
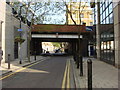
[79,1,81,24]
[63,0,77,25]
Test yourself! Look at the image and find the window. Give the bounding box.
[109,3,113,13]
[81,13,84,18]
[73,13,76,18]
[90,22,93,26]
[90,14,93,18]
[106,17,109,24]
[109,13,113,23]
[99,2,114,64]
[106,7,109,16]
[105,1,108,7]
[103,11,106,20]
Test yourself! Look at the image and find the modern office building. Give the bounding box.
[91,1,120,68]
[67,2,94,26]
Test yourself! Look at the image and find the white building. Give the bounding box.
[0,1,30,62]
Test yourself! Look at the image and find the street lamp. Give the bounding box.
[19,3,23,64]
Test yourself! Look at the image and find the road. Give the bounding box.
[2,56,75,89]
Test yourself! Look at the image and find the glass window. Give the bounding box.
[81,13,84,18]
[110,33,114,38]
[101,21,103,24]
[110,41,114,50]
[109,13,113,23]
[103,11,105,20]
[100,15,103,22]
[100,7,103,15]
[90,22,93,26]
[103,19,106,24]
[107,41,110,49]
[106,7,109,16]
[109,3,113,13]
[104,42,107,50]
[90,14,93,18]
[105,1,108,7]
[101,41,104,50]
[106,17,109,24]
[100,2,103,7]
[103,4,105,11]
[109,0,112,4]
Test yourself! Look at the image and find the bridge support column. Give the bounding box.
[39,42,42,54]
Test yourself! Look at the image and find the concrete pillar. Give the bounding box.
[72,41,76,55]
[113,1,120,68]
[96,2,101,60]
[39,41,42,54]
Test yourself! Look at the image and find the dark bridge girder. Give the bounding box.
[34,38,78,42]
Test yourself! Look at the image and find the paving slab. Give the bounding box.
[71,57,119,89]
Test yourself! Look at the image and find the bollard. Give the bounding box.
[76,55,79,69]
[8,54,10,69]
[34,55,36,61]
[80,56,83,76]
[73,54,77,62]
[34,51,36,61]
[87,59,92,90]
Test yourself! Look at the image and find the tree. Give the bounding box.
[10,1,66,62]
[62,0,88,76]
[11,2,66,24]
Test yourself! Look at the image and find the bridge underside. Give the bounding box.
[30,37,89,57]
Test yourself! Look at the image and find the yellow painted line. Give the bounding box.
[62,60,68,89]
[67,60,70,89]
[0,60,45,80]
[69,60,71,88]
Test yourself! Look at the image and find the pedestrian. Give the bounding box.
[0,47,3,66]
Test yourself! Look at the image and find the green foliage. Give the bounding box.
[51,42,61,48]
[14,37,25,44]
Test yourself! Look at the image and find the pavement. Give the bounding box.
[71,57,119,89]
[0,56,49,76]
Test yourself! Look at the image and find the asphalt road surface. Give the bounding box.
[2,56,75,89]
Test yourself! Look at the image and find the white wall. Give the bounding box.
[0,1,6,47]
[0,1,6,63]
[0,2,30,62]
[113,1,120,68]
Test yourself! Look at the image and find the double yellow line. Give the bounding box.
[62,59,71,89]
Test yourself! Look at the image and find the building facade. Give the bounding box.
[92,1,120,68]
[0,1,29,62]
[67,2,94,26]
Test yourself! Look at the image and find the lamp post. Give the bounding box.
[19,4,23,64]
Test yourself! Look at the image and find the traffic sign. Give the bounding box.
[18,29,23,31]
[86,26,93,31]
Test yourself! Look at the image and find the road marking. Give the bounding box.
[26,68,49,73]
[0,59,46,80]
[62,60,68,89]
[62,59,71,89]
[67,60,70,89]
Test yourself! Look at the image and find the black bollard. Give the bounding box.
[76,55,79,69]
[80,56,83,76]
[87,59,92,90]
[34,51,36,61]
[73,55,76,62]
[8,54,10,69]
